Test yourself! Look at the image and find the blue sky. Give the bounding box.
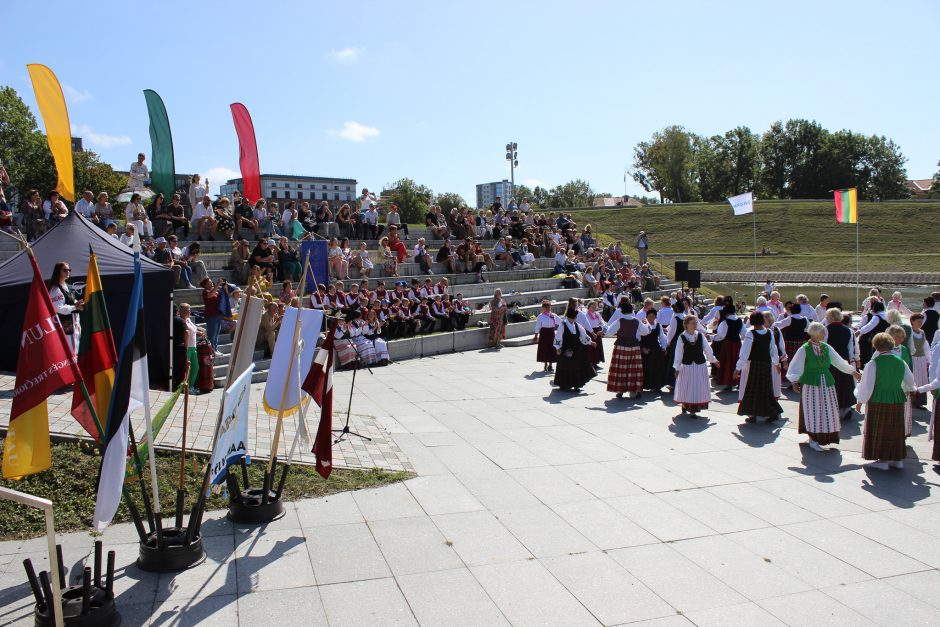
[3,0,937,202]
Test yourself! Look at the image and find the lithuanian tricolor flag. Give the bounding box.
[71,251,117,440]
[834,188,858,224]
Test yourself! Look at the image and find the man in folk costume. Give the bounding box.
[48,261,84,355]
[735,312,783,423]
[787,322,861,451]
[552,300,596,392]
[606,299,651,399]
[672,315,718,416]
[712,303,745,392]
[908,313,930,409]
[533,300,561,372]
[823,308,859,422]
[920,294,940,345]
[774,303,810,383]
[856,332,917,470]
[857,300,890,366]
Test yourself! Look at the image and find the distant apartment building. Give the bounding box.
[220,174,358,208]
[476,179,514,209]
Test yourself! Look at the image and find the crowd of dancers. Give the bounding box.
[533,289,940,471]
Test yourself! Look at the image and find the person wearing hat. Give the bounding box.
[635,230,649,266]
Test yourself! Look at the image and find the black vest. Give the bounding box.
[923,309,939,343]
[640,323,661,349]
[826,324,852,361]
[724,317,743,343]
[749,330,771,362]
[782,317,808,342]
[616,318,640,347]
[681,333,706,365]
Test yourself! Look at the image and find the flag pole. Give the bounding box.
[175,362,190,528]
[856,209,860,312]
[752,204,758,301]
[263,258,311,504]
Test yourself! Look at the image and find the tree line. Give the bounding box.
[632,121,911,203]
[0,86,126,203]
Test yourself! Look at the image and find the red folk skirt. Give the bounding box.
[607,345,643,394]
[537,328,557,363]
[715,339,741,387]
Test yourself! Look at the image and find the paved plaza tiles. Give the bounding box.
[3,338,940,625]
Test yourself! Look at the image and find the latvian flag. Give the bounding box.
[303,320,337,478]
[94,255,150,531]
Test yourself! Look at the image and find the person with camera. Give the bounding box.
[48,261,84,355]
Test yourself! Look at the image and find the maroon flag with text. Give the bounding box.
[302,320,336,478]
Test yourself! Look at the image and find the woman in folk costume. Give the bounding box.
[762,310,787,397]
[787,322,861,451]
[713,303,746,391]
[363,309,390,365]
[736,312,783,423]
[774,303,810,382]
[915,365,940,465]
[641,308,668,392]
[48,261,83,355]
[887,324,915,437]
[664,301,688,388]
[533,300,561,372]
[585,300,607,367]
[552,300,597,391]
[823,308,859,422]
[887,291,913,316]
[606,298,651,399]
[907,313,930,409]
[855,332,917,470]
[673,315,718,416]
[857,300,890,366]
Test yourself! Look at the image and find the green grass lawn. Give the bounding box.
[644,253,940,274]
[582,201,940,273]
[0,439,413,540]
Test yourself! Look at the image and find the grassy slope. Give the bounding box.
[583,201,940,274]
[0,440,412,540]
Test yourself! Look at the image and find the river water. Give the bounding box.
[704,282,936,312]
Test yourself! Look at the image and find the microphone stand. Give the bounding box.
[332,321,373,444]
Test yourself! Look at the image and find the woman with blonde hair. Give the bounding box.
[489,288,508,349]
[787,322,861,451]
[856,332,917,469]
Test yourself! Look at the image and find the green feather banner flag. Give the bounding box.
[143,89,177,198]
[125,385,182,478]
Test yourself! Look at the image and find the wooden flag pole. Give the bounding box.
[175,362,190,528]
[262,258,311,504]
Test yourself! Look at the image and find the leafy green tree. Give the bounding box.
[757,121,789,198]
[862,135,909,200]
[531,186,549,207]
[784,119,829,198]
[512,184,535,207]
[547,179,595,208]
[632,125,700,203]
[385,177,432,223]
[73,150,127,201]
[696,126,760,201]
[435,192,467,213]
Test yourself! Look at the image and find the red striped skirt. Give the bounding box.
[798,382,841,445]
[715,340,741,386]
[862,402,906,461]
[607,345,643,393]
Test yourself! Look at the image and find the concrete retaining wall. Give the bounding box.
[703,271,940,285]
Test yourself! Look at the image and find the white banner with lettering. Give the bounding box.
[727,192,754,216]
[210,364,254,485]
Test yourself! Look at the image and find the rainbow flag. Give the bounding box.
[71,250,117,440]
[834,188,858,224]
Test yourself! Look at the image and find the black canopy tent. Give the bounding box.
[0,212,174,389]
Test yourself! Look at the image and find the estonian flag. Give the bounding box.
[93,254,150,531]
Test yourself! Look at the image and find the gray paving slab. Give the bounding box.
[318,577,418,627]
[396,568,510,627]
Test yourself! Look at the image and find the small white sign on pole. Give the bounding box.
[728,192,754,216]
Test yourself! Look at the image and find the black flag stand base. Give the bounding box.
[135,488,205,574]
[226,458,287,524]
[23,540,120,627]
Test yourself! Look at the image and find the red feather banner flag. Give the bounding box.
[302,320,337,479]
[230,103,262,203]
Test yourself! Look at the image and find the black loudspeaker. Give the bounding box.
[674,261,689,281]
[686,269,701,289]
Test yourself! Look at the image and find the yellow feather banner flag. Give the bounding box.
[26,64,75,202]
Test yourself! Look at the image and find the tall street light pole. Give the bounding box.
[505,142,518,198]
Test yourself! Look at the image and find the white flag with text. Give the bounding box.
[727,192,754,216]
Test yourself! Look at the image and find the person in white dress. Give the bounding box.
[672,316,718,416]
[124,192,153,238]
[128,153,149,189]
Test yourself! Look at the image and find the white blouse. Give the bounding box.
[553,319,594,350]
[672,331,717,369]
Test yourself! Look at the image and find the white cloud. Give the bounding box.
[329,47,362,62]
[203,167,241,194]
[71,124,131,149]
[330,121,380,143]
[62,84,92,104]
[523,178,546,188]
